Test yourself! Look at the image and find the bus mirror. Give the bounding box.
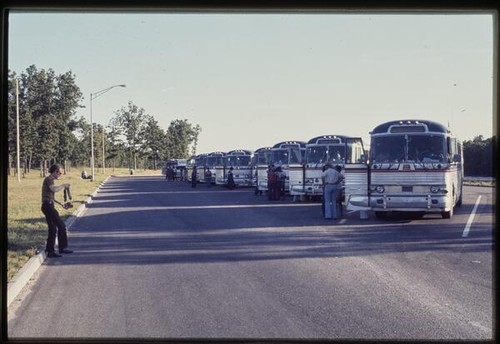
[453,154,461,163]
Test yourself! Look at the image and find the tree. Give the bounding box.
[110,101,148,170]
[165,119,201,159]
[8,65,83,175]
[463,135,495,177]
[141,115,167,170]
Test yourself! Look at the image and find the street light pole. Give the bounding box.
[102,128,106,174]
[90,84,126,180]
[15,79,20,182]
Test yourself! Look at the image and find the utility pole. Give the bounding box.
[102,128,105,174]
[15,79,20,182]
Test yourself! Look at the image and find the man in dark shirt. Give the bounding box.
[41,164,74,258]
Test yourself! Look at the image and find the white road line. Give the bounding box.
[462,195,482,238]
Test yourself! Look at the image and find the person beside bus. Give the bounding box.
[227,167,236,190]
[267,165,278,200]
[204,168,212,187]
[275,166,286,200]
[191,165,197,188]
[322,162,343,220]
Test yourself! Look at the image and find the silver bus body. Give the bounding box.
[205,152,226,184]
[252,147,273,192]
[347,119,463,219]
[269,141,306,195]
[292,135,367,199]
[215,149,254,186]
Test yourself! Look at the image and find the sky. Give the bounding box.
[8,11,495,154]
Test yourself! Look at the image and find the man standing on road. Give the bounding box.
[41,163,74,258]
[191,165,197,188]
[321,162,343,220]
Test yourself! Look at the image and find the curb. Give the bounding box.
[7,176,110,308]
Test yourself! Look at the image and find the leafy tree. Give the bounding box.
[110,101,148,170]
[165,119,201,159]
[9,66,83,176]
[463,135,495,177]
[141,115,167,170]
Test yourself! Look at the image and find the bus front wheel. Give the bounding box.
[441,207,453,219]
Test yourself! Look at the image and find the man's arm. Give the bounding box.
[49,183,69,193]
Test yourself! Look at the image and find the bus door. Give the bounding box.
[343,137,370,212]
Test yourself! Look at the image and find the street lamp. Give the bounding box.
[90,84,126,180]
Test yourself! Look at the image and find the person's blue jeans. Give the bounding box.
[324,184,339,219]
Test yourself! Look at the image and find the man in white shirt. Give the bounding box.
[322,162,343,220]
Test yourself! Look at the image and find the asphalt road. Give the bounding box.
[8,176,494,340]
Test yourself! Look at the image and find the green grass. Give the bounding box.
[463,180,495,187]
[7,167,161,281]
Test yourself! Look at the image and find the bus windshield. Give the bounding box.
[257,152,271,165]
[371,135,446,163]
[226,156,251,167]
[271,148,302,165]
[306,145,345,164]
[206,156,223,166]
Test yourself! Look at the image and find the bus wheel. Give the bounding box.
[441,207,453,219]
[456,190,463,207]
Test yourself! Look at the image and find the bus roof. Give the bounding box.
[307,135,351,145]
[254,147,272,152]
[371,120,450,135]
[207,151,226,156]
[226,149,253,155]
[272,141,306,149]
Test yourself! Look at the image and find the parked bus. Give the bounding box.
[215,149,254,187]
[186,154,207,183]
[162,158,187,181]
[205,151,226,184]
[350,119,463,219]
[252,147,273,194]
[269,141,306,195]
[291,135,367,202]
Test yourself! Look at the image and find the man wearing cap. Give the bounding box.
[322,162,343,220]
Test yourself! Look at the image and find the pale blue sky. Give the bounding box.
[8,12,495,153]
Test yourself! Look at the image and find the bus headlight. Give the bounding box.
[375,186,385,193]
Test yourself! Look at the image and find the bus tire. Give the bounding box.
[456,190,463,207]
[441,207,453,219]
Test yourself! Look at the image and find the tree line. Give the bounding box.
[7,65,201,176]
[462,135,495,177]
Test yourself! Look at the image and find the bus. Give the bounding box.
[215,149,254,187]
[205,151,226,184]
[291,135,367,202]
[186,154,207,183]
[356,119,463,218]
[269,141,306,195]
[252,147,273,194]
[162,158,187,180]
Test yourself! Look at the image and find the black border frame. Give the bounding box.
[1,1,498,344]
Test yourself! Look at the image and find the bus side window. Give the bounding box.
[447,137,457,162]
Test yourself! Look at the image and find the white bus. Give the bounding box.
[205,151,226,184]
[186,154,207,183]
[269,141,306,195]
[349,119,463,219]
[162,158,187,180]
[291,135,367,201]
[252,147,273,194]
[215,149,254,187]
